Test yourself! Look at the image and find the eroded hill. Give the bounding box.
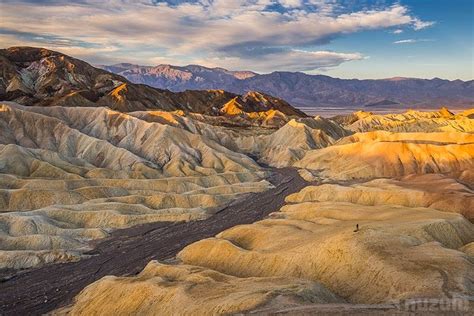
[0,103,272,269]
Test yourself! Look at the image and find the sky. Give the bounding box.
[0,0,473,80]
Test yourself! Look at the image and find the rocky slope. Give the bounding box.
[0,103,272,269]
[52,107,474,315]
[0,47,305,118]
[102,63,474,108]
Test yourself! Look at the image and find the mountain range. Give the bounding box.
[0,47,305,117]
[101,63,474,108]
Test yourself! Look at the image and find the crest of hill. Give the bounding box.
[0,47,305,118]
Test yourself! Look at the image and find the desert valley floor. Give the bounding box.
[0,47,473,315]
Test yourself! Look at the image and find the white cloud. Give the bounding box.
[393,38,434,44]
[412,18,436,30]
[392,29,403,34]
[278,0,303,8]
[394,39,416,44]
[0,1,435,71]
[197,49,364,72]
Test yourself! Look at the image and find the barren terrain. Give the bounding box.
[0,47,473,315]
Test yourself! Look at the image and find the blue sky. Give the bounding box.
[0,0,472,80]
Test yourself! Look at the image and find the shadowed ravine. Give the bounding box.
[0,168,308,315]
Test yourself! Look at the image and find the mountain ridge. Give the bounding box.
[0,47,305,118]
[101,63,474,108]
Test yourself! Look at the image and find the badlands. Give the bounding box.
[0,47,473,315]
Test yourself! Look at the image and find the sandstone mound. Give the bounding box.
[56,261,342,315]
[295,131,474,180]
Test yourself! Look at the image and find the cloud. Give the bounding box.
[393,38,434,44]
[278,0,303,8]
[197,49,364,72]
[392,29,403,34]
[0,0,435,71]
[412,18,436,30]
